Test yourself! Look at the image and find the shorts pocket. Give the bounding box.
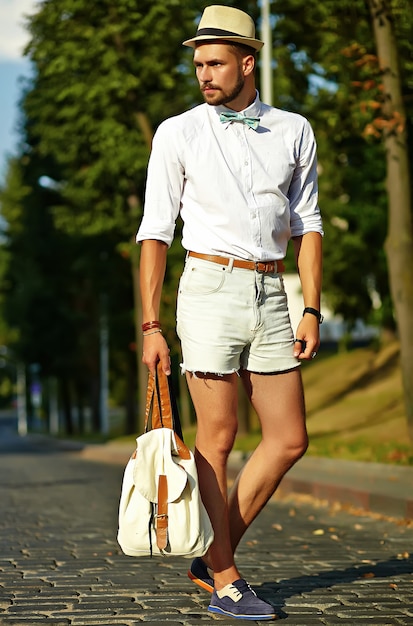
[179,262,226,296]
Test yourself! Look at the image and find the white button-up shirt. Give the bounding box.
[137,92,323,261]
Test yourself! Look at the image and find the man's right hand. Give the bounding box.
[142,332,171,376]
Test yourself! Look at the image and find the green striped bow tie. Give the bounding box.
[219,111,260,130]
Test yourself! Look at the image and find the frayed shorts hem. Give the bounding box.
[180,363,300,377]
[180,364,240,377]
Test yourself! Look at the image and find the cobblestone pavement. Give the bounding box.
[0,434,413,625]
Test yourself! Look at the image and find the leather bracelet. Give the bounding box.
[142,320,161,332]
[303,307,324,324]
[143,329,163,337]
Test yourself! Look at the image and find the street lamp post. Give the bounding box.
[0,346,28,436]
[260,0,273,106]
[100,293,109,436]
[16,363,27,436]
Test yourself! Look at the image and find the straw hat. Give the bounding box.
[183,5,264,51]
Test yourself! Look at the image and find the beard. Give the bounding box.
[201,67,245,106]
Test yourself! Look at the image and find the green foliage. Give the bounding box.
[268,0,411,329]
[21,0,202,236]
[0,0,412,434]
[0,0,210,431]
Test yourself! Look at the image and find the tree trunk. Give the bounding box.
[237,377,250,435]
[131,112,154,432]
[131,241,147,433]
[125,350,137,435]
[368,0,413,440]
[178,371,193,429]
[59,377,73,435]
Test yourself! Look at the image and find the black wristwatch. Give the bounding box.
[303,307,324,324]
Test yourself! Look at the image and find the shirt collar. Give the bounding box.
[213,90,262,125]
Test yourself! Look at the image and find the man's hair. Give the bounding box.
[228,42,257,59]
[227,42,257,71]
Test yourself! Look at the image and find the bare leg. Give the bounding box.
[186,371,241,590]
[228,368,308,553]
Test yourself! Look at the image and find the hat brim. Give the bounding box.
[183,35,264,51]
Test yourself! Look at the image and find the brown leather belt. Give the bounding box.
[188,251,285,274]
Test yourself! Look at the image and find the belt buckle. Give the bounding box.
[255,261,275,274]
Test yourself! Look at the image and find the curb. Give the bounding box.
[277,456,413,520]
[77,444,413,521]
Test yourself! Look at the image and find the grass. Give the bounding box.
[109,339,412,466]
[180,339,412,466]
[301,340,412,464]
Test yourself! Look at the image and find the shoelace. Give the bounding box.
[217,579,257,602]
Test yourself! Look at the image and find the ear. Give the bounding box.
[243,54,255,76]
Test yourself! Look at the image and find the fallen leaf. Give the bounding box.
[313,529,325,535]
[397,552,410,559]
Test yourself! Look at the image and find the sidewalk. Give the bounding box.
[78,440,413,521]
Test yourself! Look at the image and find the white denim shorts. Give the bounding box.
[176,255,299,375]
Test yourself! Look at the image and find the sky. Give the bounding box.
[0,0,37,183]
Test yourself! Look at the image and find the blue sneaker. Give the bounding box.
[188,557,214,593]
[208,578,276,620]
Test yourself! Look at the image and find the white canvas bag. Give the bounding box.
[117,364,214,557]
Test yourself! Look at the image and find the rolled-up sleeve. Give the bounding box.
[136,120,184,247]
[289,120,323,238]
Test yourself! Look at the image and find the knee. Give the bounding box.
[284,432,308,466]
[264,430,307,468]
[196,424,237,462]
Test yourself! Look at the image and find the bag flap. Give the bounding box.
[134,429,188,502]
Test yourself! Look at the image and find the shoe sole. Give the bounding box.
[208,605,276,620]
[187,569,214,593]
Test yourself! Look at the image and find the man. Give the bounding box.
[137,5,323,620]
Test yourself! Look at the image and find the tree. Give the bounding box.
[263,0,413,437]
[367,0,413,439]
[2,0,412,438]
[0,153,136,433]
[12,0,207,432]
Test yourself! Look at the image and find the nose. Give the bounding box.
[198,65,212,83]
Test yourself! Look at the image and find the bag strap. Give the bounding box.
[156,474,168,550]
[144,363,172,430]
[144,363,190,459]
